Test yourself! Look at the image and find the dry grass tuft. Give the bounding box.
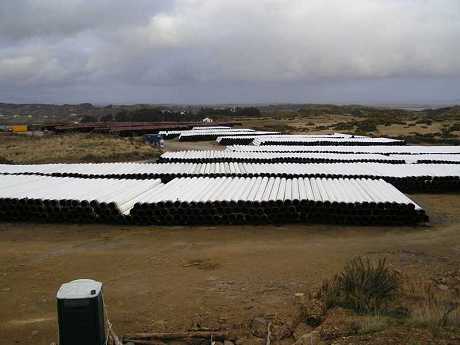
[354,314,390,335]
[319,257,401,314]
[403,280,460,329]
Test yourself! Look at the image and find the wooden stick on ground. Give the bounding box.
[123,331,230,342]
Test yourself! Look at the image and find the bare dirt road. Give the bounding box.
[1,194,460,345]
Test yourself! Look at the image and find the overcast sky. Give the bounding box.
[1,0,460,105]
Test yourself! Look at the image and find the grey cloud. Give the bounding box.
[0,0,459,104]
[0,0,171,42]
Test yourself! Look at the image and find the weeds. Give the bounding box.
[319,257,400,314]
[404,281,460,330]
[354,315,390,335]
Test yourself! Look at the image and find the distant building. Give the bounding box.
[202,117,213,123]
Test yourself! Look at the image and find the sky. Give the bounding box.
[1,0,460,105]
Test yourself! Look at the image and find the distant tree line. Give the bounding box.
[114,108,196,122]
[78,107,262,123]
[197,107,261,117]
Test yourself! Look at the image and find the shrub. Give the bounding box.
[415,118,433,125]
[449,122,460,132]
[333,121,355,131]
[319,257,401,314]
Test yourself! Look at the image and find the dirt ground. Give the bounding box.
[1,194,460,345]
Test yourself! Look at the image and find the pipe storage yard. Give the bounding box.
[0,174,427,225]
[227,145,460,154]
[251,136,406,146]
[1,162,460,192]
[3,125,458,227]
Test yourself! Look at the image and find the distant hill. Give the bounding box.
[0,102,458,124]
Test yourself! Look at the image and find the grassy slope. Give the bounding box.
[238,106,460,144]
[0,133,160,164]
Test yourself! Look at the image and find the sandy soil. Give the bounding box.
[1,194,460,345]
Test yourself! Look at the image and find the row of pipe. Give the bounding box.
[0,175,428,226]
[227,144,460,155]
[179,130,279,142]
[159,150,460,164]
[251,136,406,146]
[159,150,406,163]
[0,175,162,224]
[130,177,428,226]
[2,162,460,192]
[158,130,182,139]
[159,126,233,140]
[192,126,232,130]
[216,136,262,145]
[216,133,367,146]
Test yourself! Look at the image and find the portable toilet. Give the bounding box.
[56,279,106,345]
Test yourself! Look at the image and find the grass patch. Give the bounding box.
[319,257,401,314]
[403,281,460,330]
[354,314,391,335]
[0,133,160,164]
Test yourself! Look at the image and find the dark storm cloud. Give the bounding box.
[0,0,459,104]
[0,0,171,41]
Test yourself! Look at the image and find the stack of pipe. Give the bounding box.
[0,175,428,226]
[179,129,263,141]
[395,154,460,164]
[158,150,405,163]
[216,133,363,146]
[130,177,428,226]
[158,127,243,140]
[2,162,460,192]
[0,175,162,224]
[159,150,460,164]
[192,126,232,130]
[216,133,280,145]
[216,136,259,145]
[158,130,182,139]
[251,136,405,146]
[226,145,460,155]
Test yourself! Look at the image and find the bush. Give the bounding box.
[333,122,355,131]
[319,257,401,314]
[449,122,460,132]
